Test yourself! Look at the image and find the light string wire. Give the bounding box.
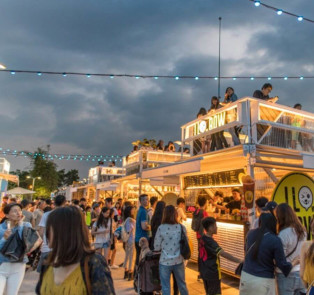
[0,147,123,162]
[249,0,314,23]
[0,70,312,80]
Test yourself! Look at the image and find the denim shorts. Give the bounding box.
[94,241,110,249]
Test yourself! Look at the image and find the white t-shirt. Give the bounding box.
[38,211,52,253]
[177,207,186,223]
[276,227,306,273]
[92,219,111,244]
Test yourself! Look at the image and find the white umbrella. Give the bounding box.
[6,187,35,195]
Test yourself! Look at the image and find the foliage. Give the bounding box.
[7,170,30,190]
[131,138,157,149]
[58,169,80,187]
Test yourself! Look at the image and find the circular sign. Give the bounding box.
[272,172,314,239]
[245,191,254,204]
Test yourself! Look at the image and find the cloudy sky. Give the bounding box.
[1,0,313,177]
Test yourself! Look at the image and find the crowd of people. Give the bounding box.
[194,84,313,153]
[0,193,313,295]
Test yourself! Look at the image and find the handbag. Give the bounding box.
[0,230,26,262]
[179,224,191,260]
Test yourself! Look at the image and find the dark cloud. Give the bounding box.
[0,0,313,177]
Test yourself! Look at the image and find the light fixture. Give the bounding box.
[284,77,288,80]
[250,77,254,80]
[277,10,283,15]
[0,63,6,70]
[175,76,180,80]
[254,1,261,7]
[300,76,304,80]
[268,77,272,80]
[195,76,199,80]
[298,16,303,21]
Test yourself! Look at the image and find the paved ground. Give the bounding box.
[19,243,239,295]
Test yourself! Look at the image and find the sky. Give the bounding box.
[0,0,314,178]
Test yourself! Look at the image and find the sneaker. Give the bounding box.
[110,264,119,269]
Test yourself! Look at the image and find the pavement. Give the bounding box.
[19,243,239,295]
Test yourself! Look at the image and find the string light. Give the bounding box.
[249,0,314,23]
[0,147,123,162]
[0,69,313,80]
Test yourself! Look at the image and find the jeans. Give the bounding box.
[0,262,26,295]
[123,241,135,271]
[276,271,306,295]
[159,263,189,295]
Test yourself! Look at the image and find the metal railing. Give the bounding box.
[181,97,314,155]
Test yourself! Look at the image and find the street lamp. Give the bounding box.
[26,176,41,191]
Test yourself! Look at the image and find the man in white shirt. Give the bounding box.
[37,195,66,272]
[33,199,47,230]
[176,197,187,223]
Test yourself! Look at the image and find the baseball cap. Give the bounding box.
[262,201,278,212]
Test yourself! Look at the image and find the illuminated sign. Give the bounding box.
[272,172,314,239]
[194,112,226,136]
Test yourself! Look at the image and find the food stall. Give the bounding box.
[113,149,190,203]
[142,97,314,275]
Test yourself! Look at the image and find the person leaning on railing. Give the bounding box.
[253,83,278,102]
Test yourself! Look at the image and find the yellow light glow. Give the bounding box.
[0,64,6,70]
[216,222,244,230]
[185,184,240,190]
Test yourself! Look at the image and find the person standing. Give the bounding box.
[300,218,314,292]
[91,207,112,262]
[251,197,268,229]
[192,196,208,281]
[21,199,35,228]
[253,83,277,101]
[135,194,150,269]
[33,199,46,230]
[239,213,297,295]
[150,201,166,248]
[37,195,67,272]
[36,206,115,295]
[154,205,189,295]
[122,205,136,281]
[0,203,41,295]
[147,196,158,221]
[176,198,187,223]
[200,217,241,295]
[275,203,307,295]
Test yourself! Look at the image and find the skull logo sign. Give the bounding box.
[298,186,313,211]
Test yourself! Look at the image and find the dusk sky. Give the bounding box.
[1,0,313,178]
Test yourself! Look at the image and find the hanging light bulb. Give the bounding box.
[254,1,261,7]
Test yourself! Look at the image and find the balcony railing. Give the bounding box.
[123,150,190,175]
[181,97,314,155]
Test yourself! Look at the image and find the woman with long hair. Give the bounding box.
[240,213,297,295]
[301,218,314,292]
[122,205,136,280]
[36,206,115,295]
[0,203,41,295]
[275,203,307,294]
[209,96,228,150]
[150,201,166,248]
[154,205,189,295]
[91,207,112,262]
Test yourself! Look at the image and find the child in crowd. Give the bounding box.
[139,237,151,262]
[199,217,241,295]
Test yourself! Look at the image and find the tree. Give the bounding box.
[57,169,66,187]
[64,169,80,186]
[7,170,31,190]
[30,148,59,198]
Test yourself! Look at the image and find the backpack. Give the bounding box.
[121,218,131,243]
[191,209,204,234]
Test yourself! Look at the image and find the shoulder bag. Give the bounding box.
[0,229,26,262]
[180,224,191,260]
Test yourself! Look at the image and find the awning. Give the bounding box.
[96,181,118,191]
[6,187,35,195]
[0,173,19,184]
[142,158,202,179]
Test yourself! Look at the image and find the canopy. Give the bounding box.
[0,173,19,184]
[6,187,35,195]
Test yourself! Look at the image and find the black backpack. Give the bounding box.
[191,209,204,234]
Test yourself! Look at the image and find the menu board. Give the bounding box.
[184,169,245,189]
